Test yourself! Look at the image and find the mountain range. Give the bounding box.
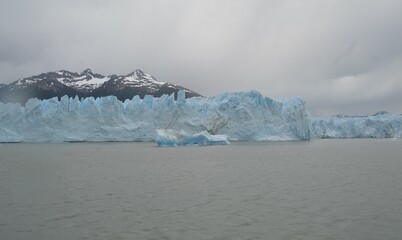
[0,69,201,104]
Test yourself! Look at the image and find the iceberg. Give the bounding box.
[0,90,311,142]
[155,129,230,146]
[311,113,402,139]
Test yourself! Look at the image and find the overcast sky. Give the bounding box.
[1,0,401,116]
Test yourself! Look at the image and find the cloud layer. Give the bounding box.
[1,0,401,115]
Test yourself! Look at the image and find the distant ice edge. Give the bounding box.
[1,91,401,143]
[0,90,311,143]
[311,114,402,139]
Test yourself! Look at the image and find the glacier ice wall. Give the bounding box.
[311,113,402,139]
[155,129,230,147]
[0,91,311,142]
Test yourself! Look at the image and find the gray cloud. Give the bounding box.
[1,0,401,115]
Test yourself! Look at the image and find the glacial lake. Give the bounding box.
[1,139,402,240]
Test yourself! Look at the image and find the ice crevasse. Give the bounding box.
[0,90,311,142]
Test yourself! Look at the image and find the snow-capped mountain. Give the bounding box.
[103,70,166,91]
[92,70,199,100]
[0,69,201,104]
[54,69,109,92]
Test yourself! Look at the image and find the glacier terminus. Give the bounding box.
[0,90,401,143]
[0,91,311,142]
[155,129,230,147]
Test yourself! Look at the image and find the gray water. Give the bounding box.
[0,140,401,240]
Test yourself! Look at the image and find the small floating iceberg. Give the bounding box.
[155,129,230,147]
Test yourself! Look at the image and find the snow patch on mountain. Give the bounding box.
[58,70,109,92]
[103,70,168,92]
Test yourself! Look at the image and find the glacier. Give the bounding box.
[311,113,402,139]
[0,90,311,142]
[1,90,401,143]
[155,129,230,147]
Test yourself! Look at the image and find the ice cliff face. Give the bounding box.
[0,91,311,142]
[155,129,230,147]
[311,113,402,139]
[2,89,399,143]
